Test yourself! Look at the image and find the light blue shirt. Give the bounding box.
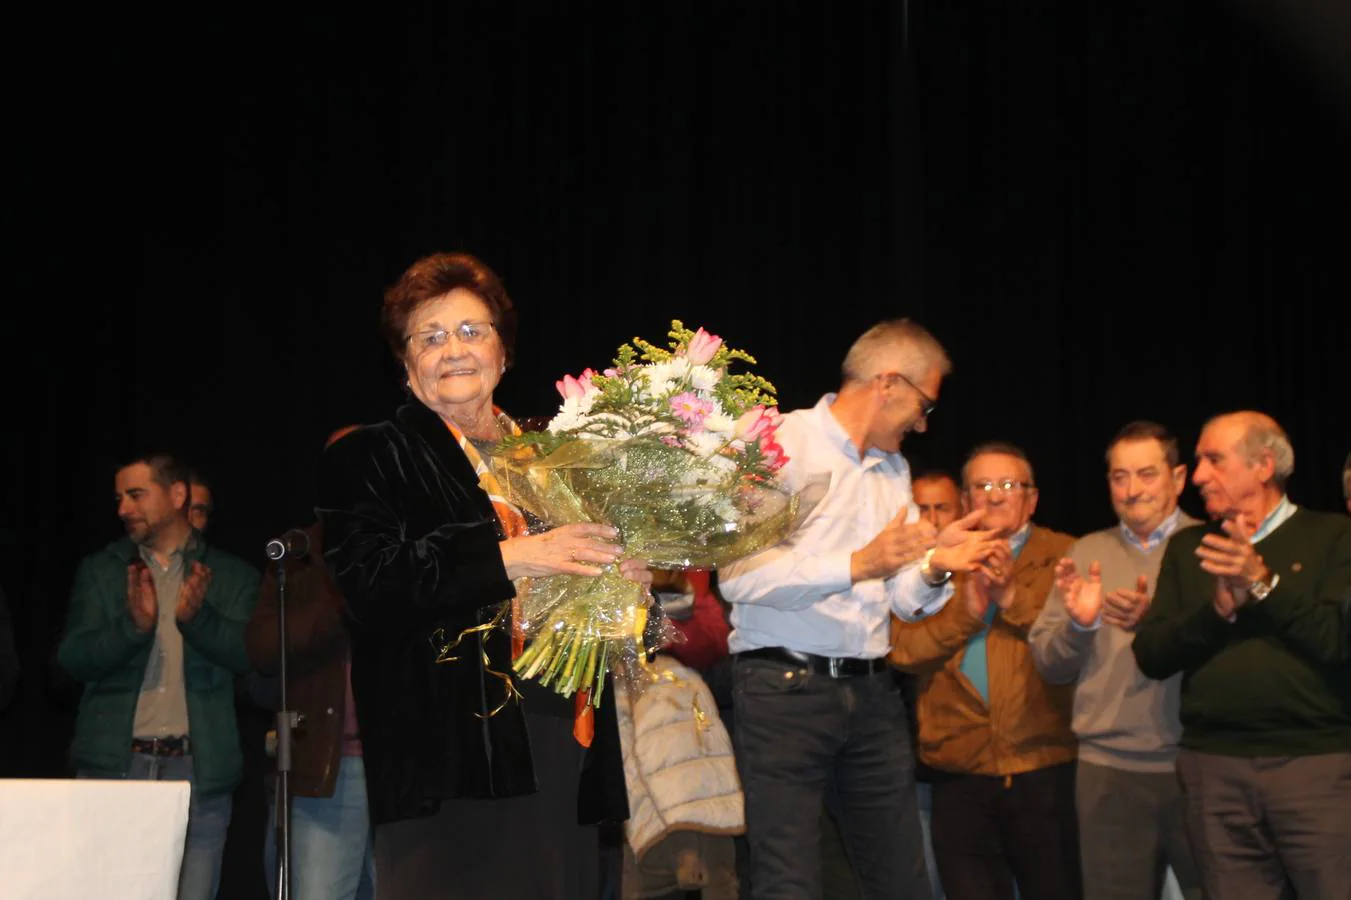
[721,395,954,659]
[1121,507,1184,553]
[1250,495,1296,543]
[959,524,1032,702]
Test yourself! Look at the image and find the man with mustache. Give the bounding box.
[890,442,1078,900]
[1132,412,1351,899]
[58,453,259,900]
[1030,422,1201,900]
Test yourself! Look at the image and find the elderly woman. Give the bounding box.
[317,252,644,898]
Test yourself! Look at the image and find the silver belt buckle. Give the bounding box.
[828,657,842,678]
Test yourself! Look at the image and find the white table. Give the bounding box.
[0,778,190,900]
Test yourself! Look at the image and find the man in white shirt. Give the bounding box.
[721,319,1001,900]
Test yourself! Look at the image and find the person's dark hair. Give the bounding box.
[1342,450,1351,500]
[380,252,519,367]
[1105,421,1180,469]
[912,469,960,492]
[120,453,192,491]
[962,441,1035,488]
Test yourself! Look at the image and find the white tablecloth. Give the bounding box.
[0,778,190,900]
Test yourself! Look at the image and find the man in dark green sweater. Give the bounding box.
[1132,412,1351,900]
[58,453,259,900]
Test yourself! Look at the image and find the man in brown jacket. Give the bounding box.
[890,442,1078,900]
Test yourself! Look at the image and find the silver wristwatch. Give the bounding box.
[1247,572,1280,603]
[921,548,953,587]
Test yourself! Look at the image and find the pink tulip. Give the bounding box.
[735,406,781,443]
[555,368,600,401]
[761,438,788,472]
[683,328,724,365]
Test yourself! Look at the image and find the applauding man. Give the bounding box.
[890,442,1078,900]
[1132,412,1351,899]
[721,320,999,900]
[1030,422,1201,900]
[58,453,259,900]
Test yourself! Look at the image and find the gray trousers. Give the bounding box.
[1076,760,1200,900]
[1176,749,1351,900]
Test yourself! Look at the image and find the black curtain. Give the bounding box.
[5,3,1349,898]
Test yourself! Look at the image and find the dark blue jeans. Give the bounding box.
[733,656,932,900]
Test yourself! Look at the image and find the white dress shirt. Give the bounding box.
[721,394,953,658]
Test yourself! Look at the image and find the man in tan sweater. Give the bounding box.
[1030,422,1201,900]
[890,442,1077,900]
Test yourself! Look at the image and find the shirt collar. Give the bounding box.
[815,394,905,472]
[1250,495,1296,543]
[137,531,198,572]
[1009,523,1033,558]
[1120,506,1183,552]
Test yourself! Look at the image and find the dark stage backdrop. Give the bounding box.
[5,3,1350,898]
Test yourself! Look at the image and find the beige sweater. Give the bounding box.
[1029,517,1198,773]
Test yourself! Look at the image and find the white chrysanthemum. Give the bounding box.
[689,364,720,392]
[687,430,728,459]
[702,411,735,436]
[642,358,691,398]
[547,395,596,433]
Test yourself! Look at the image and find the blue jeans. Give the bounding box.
[265,755,376,900]
[79,753,232,900]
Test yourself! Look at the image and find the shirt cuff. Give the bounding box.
[892,566,954,621]
[1070,614,1101,633]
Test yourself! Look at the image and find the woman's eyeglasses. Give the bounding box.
[406,321,496,352]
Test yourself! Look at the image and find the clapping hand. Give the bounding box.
[929,509,1003,577]
[852,514,937,582]
[126,563,157,633]
[976,542,1016,609]
[1054,558,1102,628]
[1196,516,1269,614]
[1103,574,1150,631]
[175,561,212,623]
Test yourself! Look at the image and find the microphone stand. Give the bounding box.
[272,554,300,900]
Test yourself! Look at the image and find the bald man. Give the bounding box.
[1132,411,1351,900]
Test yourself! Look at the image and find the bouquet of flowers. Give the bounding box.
[490,321,800,705]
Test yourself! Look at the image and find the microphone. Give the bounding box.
[265,529,311,561]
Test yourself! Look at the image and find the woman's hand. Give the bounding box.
[499,523,623,579]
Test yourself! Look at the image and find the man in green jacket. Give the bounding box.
[58,453,259,900]
[1133,412,1351,900]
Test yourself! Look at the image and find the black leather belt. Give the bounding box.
[131,736,191,757]
[737,647,888,678]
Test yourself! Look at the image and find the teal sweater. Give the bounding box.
[1132,509,1351,757]
[57,537,259,795]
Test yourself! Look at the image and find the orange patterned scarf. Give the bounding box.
[445,410,595,747]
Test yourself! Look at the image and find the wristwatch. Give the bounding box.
[1247,572,1280,603]
[921,548,953,587]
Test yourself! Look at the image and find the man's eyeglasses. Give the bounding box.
[879,371,937,418]
[969,479,1036,495]
[406,321,496,352]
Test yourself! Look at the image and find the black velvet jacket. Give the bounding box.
[316,401,628,827]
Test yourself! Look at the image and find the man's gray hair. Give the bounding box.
[1210,413,1296,490]
[841,319,951,385]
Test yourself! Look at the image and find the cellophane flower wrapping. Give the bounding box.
[491,321,798,704]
